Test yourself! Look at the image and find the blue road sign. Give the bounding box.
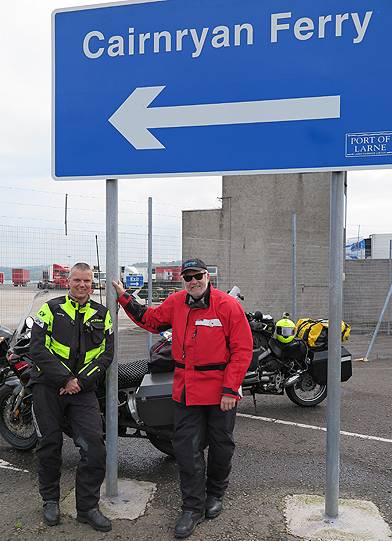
[52,0,392,179]
[126,274,144,288]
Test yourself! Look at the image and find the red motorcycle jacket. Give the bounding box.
[118,285,253,406]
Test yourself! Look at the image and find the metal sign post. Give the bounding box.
[105,178,119,497]
[147,197,153,352]
[325,171,345,519]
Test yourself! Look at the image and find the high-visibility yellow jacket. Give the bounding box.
[30,294,114,390]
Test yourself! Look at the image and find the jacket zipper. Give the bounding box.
[181,308,192,360]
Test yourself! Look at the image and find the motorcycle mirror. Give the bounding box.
[227,285,243,301]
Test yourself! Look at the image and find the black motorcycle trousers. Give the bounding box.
[173,401,236,514]
[32,384,106,511]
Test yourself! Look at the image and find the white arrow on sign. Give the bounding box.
[108,86,341,150]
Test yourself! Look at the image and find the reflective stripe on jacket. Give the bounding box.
[119,286,253,406]
[30,294,114,390]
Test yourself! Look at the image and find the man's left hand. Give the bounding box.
[220,396,237,411]
[59,378,81,395]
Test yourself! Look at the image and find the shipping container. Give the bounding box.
[12,268,30,287]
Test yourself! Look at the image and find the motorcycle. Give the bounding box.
[99,288,352,455]
[243,310,352,407]
[0,291,176,455]
[0,316,37,450]
[0,320,175,455]
[0,291,52,450]
[0,288,352,457]
[0,323,13,366]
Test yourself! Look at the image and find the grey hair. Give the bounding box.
[70,262,92,274]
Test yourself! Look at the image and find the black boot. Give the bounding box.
[205,495,223,519]
[43,500,60,526]
[77,507,112,532]
[174,510,204,539]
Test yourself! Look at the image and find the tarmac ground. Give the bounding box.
[0,286,391,540]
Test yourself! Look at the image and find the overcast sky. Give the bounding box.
[1,0,391,262]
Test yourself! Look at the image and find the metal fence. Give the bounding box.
[0,224,179,359]
[1,222,391,361]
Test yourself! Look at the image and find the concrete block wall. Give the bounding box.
[182,176,391,328]
[182,208,230,289]
[183,172,332,319]
[344,259,392,330]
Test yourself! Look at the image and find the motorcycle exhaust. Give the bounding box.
[283,373,301,388]
[258,349,271,361]
[127,392,143,426]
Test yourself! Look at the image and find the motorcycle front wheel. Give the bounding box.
[147,434,175,457]
[285,373,327,407]
[0,386,38,450]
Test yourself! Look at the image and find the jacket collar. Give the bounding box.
[185,283,211,309]
[67,293,90,310]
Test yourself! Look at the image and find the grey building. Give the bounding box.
[182,173,332,319]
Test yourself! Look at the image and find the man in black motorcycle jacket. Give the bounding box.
[29,262,114,532]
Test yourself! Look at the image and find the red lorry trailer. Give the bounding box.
[155,265,182,281]
[12,268,30,287]
[0,272,4,284]
[38,264,70,289]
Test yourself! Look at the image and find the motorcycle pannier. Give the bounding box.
[135,372,174,426]
[296,318,351,350]
[309,346,352,385]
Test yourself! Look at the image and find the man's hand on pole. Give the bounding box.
[112,279,125,298]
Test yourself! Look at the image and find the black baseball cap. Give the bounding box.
[180,258,208,275]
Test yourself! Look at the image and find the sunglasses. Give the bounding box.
[183,272,206,282]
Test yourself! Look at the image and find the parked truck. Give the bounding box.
[12,268,30,287]
[38,263,70,289]
[155,265,182,282]
[0,272,4,284]
[92,266,106,290]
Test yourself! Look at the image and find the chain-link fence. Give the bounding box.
[0,223,180,359]
[344,259,392,334]
[182,232,392,361]
[1,222,391,361]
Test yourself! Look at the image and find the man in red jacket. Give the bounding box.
[113,258,253,539]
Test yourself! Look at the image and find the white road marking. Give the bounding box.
[237,413,392,444]
[0,459,29,473]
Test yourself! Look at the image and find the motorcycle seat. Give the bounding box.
[118,359,149,388]
[269,338,307,363]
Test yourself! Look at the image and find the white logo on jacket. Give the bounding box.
[34,317,45,329]
[195,319,222,327]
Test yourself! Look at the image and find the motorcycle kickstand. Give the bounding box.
[251,391,257,414]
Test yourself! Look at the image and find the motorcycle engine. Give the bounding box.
[258,369,284,392]
[260,356,280,372]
